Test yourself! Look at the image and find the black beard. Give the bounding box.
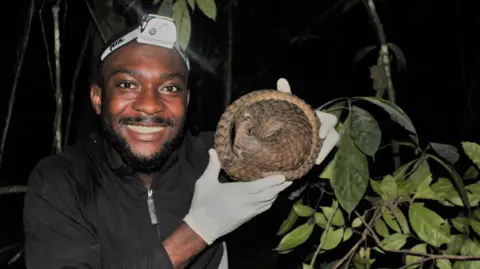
[99,111,185,173]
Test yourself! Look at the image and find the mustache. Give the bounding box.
[119,116,174,127]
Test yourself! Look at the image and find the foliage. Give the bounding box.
[161,0,217,50]
[275,97,480,268]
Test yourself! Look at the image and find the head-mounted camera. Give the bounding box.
[99,14,190,70]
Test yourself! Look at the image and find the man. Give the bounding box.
[23,14,339,269]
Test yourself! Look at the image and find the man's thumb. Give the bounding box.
[198,149,222,183]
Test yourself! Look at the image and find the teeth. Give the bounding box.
[126,125,164,134]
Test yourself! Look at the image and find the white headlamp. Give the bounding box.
[99,14,190,70]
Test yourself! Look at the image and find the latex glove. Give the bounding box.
[183,149,292,245]
[276,78,340,165]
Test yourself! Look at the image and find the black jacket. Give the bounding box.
[23,131,224,269]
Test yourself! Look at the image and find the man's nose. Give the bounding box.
[132,89,165,115]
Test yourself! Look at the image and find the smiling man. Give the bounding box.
[23,14,340,269]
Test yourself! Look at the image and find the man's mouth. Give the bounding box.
[125,124,166,134]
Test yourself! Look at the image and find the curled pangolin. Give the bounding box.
[214,90,322,181]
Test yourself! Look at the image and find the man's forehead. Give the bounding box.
[103,42,187,74]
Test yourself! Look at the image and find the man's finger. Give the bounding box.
[198,149,222,185]
[276,78,291,93]
[246,174,287,192]
[316,110,338,139]
[253,181,293,202]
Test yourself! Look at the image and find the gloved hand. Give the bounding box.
[183,149,292,245]
[276,78,340,165]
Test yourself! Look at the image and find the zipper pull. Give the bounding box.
[147,189,158,225]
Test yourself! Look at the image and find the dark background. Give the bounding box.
[1,0,480,268]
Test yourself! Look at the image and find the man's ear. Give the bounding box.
[90,84,102,115]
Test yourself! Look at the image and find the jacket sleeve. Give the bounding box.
[23,158,175,269]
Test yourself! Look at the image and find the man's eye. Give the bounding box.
[118,82,135,89]
[161,85,181,92]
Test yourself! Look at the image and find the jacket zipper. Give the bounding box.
[147,188,162,239]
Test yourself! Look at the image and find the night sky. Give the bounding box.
[1,0,480,268]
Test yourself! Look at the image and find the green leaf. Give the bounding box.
[343,228,353,241]
[153,0,161,4]
[431,178,454,199]
[408,203,451,247]
[463,165,479,180]
[172,0,192,50]
[436,259,453,269]
[331,121,370,215]
[428,154,470,212]
[195,0,217,21]
[382,206,410,234]
[319,260,349,269]
[430,143,460,164]
[457,239,480,269]
[335,122,345,147]
[319,158,335,180]
[320,227,344,250]
[276,221,315,252]
[353,247,376,269]
[293,204,315,217]
[302,263,313,269]
[407,157,432,188]
[462,142,480,169]
[370,179,383,197]
[413,174,438,201]
[314,212,328,228]
[357,97,417,135]
[445,234,465,255]
[277,203,299,235]
[380,175,398,200]
[352,217,362,228]
[446,185,480,208]
[321,202,345,227]
[451,217,470,233]
[375,218,390,238]
[393,159,417,180]
[350,106,382,156]
[405,243,427,269]
[470,219,480,237]
[187,0,195,10]
[380,233,408,250]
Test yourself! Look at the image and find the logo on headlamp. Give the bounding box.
[110,37,125,50]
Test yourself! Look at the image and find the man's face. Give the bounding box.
[90,42,189,172]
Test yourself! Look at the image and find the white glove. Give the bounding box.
[183,149,292,245]
[276,78,340,165]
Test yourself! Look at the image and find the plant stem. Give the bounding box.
[224,0,233,109]
[39,0,55,91]
[53,4,63,154]
[0,0,35,172]
[332,210,380,269]
[310,203,339,268]
[363,0,401,170]
[64,24,91,147]
[0,185,28,196]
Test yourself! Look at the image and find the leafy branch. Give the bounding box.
[355,211,480,262]
[275,96,480,269]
